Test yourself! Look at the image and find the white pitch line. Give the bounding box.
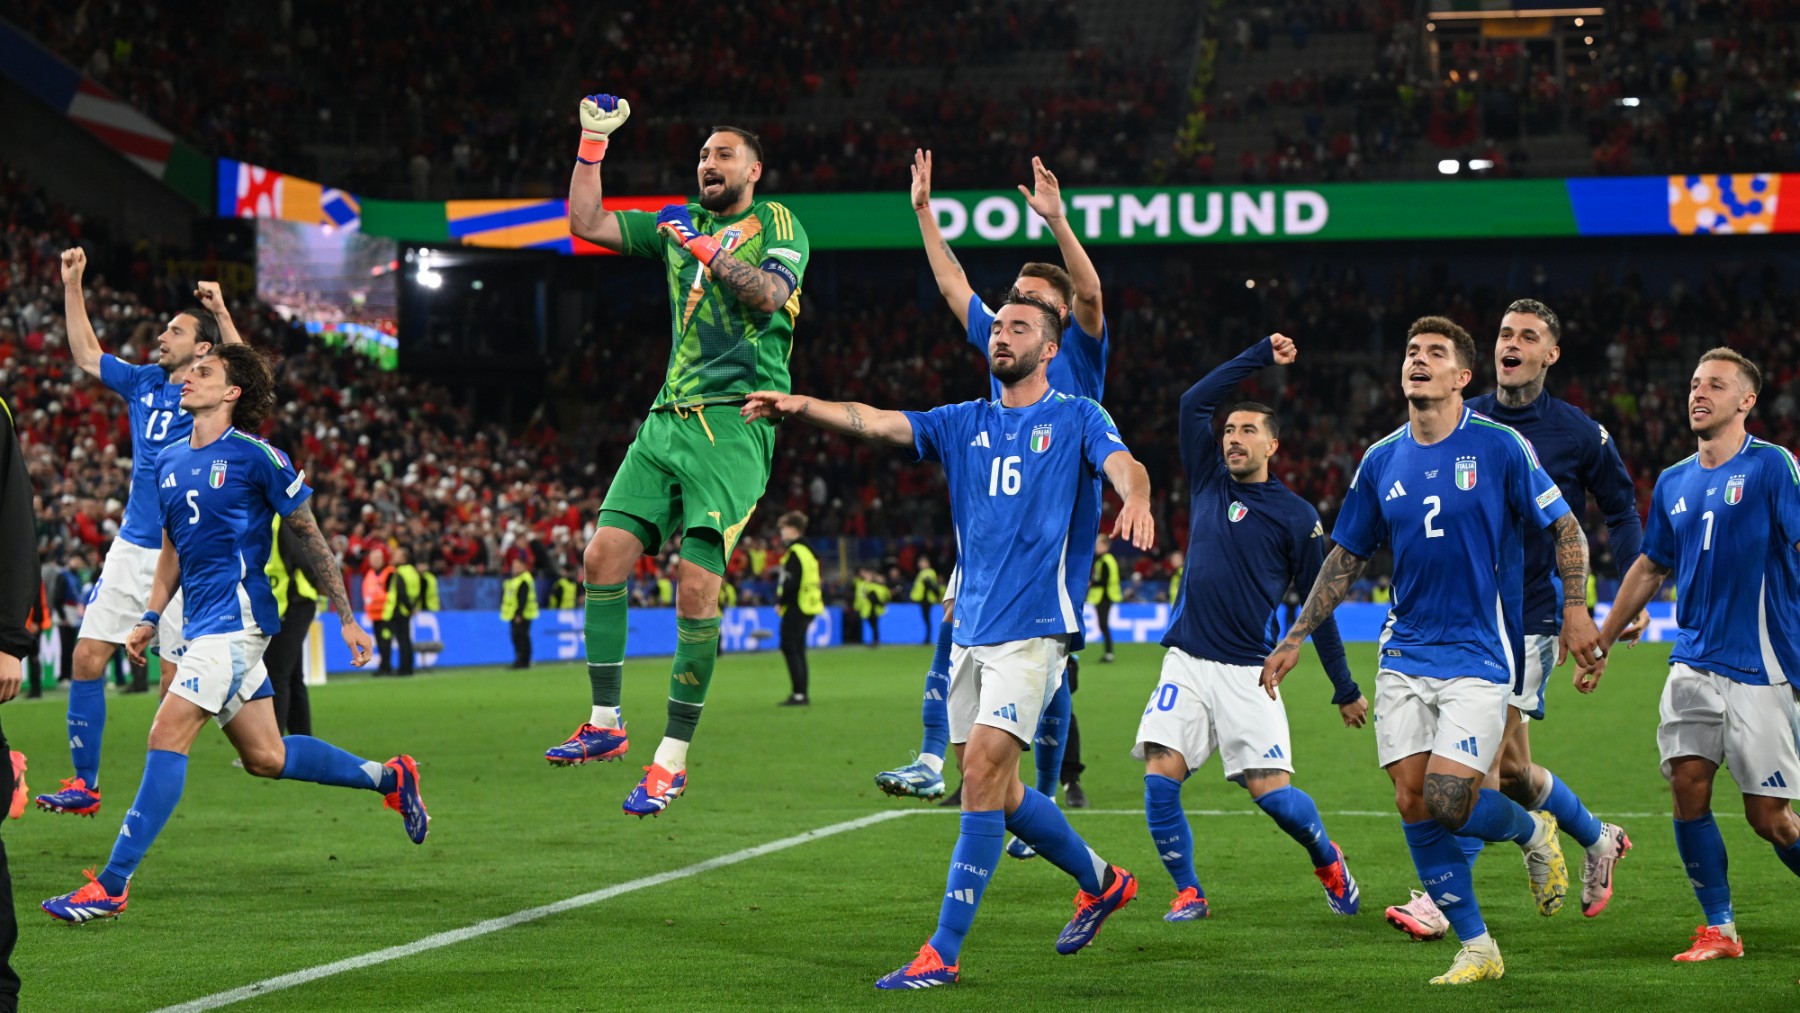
[918,808,1674,819]
[150,810,910,1013]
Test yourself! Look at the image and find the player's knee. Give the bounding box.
[1496,763,1535,804]
[72,639,110,677]
[1745,801,1799,845]
[581,538,610,583]
[675,576,720,618]
[240,746,285,779]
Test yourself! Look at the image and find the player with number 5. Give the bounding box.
[36,249,244,818]
[1261,316,1602,985]
[743,293,1153,988]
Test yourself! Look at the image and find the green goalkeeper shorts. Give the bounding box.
[598,405,775,576]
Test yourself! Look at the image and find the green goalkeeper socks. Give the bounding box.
[665,616,721,742]
[584,582,628,708]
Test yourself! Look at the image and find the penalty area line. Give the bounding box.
[150,810,911,1013]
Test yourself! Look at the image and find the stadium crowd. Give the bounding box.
[1187,0,1800,184]
[10,165,1800,609]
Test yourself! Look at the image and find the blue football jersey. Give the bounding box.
[1467,390,1642,634]
[156,427,312,640]
[906,389,1128,649]
[1163,338,1358,703]
[1642,435,1800,686]
[100,353,193,549]
[1333,407,1570,684]
[965,296,1108,402]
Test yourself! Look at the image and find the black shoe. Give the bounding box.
[937,783,963,807]
[1062,780,1088,809]
[778,693,809,707]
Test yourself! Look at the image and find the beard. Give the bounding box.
[990,345,1043,385]
[698,179,746,213]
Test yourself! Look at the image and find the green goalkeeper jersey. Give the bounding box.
[615,199,809,410]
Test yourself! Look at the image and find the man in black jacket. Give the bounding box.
[0,395,34,1011]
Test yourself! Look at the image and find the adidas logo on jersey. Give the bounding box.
[1453,736,1478,758]
[1763,770,1788,789]
[1384,481,1407,501]
[1671,497,1688,515]
[970,432,991,448]
[991,703,1018,722]
[161,473,177,489]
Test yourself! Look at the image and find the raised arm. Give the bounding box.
[1019,157,1103,337]
[1577,553,1672,693]
[1178,334,1290,477]
[741,391,916,448]
[1550,512,1602,670]
[193,282,245,345]
[567,95,632,251]
[1260,544,1370,697]
[911,150,977,328]
[60,248,103,377]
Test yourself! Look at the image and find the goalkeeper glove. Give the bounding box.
[577,94,631,164]
[656,204,723,265]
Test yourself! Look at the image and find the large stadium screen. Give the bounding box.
[256,219,400,371]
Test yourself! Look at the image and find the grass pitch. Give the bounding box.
[6,641,1800,1010]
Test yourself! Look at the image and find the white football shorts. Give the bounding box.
[1132,647,1294,782]
[1374,670,1509,773]
[1658,663,1800,800]
[947,635,1068,748]
[1507,632,1558,720]
[77,539,161,645]
[167,629,272,727]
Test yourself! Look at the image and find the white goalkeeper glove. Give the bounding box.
[577,94,631,164]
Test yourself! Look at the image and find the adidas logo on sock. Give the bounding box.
[1763,770,1788,789]
[945,888,976,904]
[923,688,944,701]
[1439,892,1461,905]
[1160,850,1183,861]
[991,703,1018,722]
[1453,736,1478,758]
[1263,744,1285,760]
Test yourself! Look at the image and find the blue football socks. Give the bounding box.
[1404,818,1487,942]
[1536,768,1604,849]
[927,810,1004,965]
[918,620,954,760]
[1006,786,1104,893]
[279,736,391,792]
[1255,786,1338,868]
[1457,788,1540,845]
[1033,680,1072,800]
[1145,774,1200,892]
[99,749,187,895]
[1673,813,1734,926]
[68,677,106,788]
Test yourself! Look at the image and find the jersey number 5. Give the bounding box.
[186,489,200,525]
[989,456,1022,497]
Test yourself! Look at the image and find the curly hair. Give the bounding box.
[213,343,277,431]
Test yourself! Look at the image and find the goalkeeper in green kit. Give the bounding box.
[550,93,810,817]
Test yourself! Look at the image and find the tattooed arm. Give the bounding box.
[284,501,375,665]
[1550,512,1604,670]
[740,393,915,448]
[1259,544,1370,698]
[709,255,791,315]
[910,149,977,328]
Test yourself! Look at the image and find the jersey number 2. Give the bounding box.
[1422,495,1444,539]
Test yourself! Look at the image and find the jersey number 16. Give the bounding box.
[989,456,1023,497]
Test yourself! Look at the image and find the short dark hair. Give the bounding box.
[1226,401,1280,440]
[1001,290,1062,348]
[182,308,221,348]
[1699,346,1763,393]
[1406,315,1477,372]
[1503,298,1561,342]
[1016,262,1075,310]
[709,125,764,163]
[213,343,277,431]
[778,510,808,535]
